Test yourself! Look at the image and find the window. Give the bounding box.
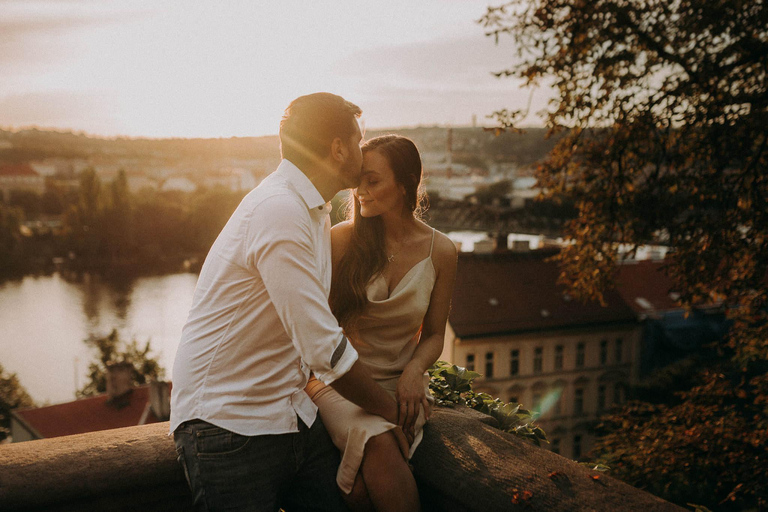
[532,393,542,413]
[533,347,543,373]
[615,338,623,363]
[576,342,585,368]
[600,340,608,365]
[510,349,519,376]
[551,438,561,455]
[573,435,582,459]
[485,352,494,378]
[553,394,562,416]
[574,388,584,415]
[466,354,475,371]
[598,385,606,411]
[613,383,623,404]
[508,395,518,404]
[554,345,563,370]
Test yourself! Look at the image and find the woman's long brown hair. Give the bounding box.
[329,135,426,329]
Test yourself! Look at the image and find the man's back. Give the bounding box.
[170,161,356,436]
[171,92,373,512]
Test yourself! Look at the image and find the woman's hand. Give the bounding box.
[396,365,430,443]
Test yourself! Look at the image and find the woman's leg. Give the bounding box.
[359,430,421,512]
[342,473,375,512]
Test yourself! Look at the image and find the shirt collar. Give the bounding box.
[277,159,329,212]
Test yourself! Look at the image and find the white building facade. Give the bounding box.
[443,249,642,460]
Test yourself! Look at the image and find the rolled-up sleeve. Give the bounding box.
[245,194,358,384]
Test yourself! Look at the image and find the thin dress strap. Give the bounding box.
[429,228,436,257]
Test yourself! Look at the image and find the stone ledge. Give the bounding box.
[0,407,685,511]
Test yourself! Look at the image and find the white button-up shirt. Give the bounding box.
[170,160,358,436]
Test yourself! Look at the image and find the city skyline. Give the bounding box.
[0,0,553,139]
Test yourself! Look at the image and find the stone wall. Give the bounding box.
[0,407,685,511]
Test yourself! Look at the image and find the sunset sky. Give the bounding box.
[0,0,551,138]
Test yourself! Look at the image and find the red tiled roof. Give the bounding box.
[614,260,680,314]
[0,163,39,177]
[449,249,637,338]
[13,384,168,439]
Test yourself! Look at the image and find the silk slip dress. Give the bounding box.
[306,228,437,494]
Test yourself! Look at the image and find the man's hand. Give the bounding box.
[329,360,399,425]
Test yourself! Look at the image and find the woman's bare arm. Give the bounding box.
[396,231,458,435]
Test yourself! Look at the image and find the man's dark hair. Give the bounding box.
[279,93,362,170]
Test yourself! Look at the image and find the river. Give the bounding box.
[0,231,548,406]
[0,272,198,405]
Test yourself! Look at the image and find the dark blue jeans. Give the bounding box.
[174,416,348,512]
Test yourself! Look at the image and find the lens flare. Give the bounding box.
[534,387,563,416]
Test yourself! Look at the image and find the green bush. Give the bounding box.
[428,360,547,446]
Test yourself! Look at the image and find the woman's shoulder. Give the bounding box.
[331,221,354,241]
[419,223,458,265]
[433,230,458,262]
[331,221,354,260]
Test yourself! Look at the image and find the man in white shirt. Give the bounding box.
[171,93,405,511]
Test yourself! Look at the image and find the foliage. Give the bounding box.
[77,329,166,398]
[0,363,35,442]
[480,0,768,314]
[8,190,42,218]
[470,179,512,205]
[429,360,547,445]
[595,373,768,510]
[578,462,610,473]
[480,0,767,509]
[0,125,576,278]
[25,168,249,276]
[0,203,24,275]
[688,505,714,512]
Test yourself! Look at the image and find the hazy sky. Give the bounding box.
[0,0,549,138]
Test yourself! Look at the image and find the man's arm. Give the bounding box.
[330,360,399,424]
[246,195,400,427]
[331,360,412,452]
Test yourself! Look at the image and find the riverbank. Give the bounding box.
[0,272,198,405]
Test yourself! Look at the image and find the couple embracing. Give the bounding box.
[170,92,457,512]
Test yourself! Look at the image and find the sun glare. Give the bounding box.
[0,0,525,138]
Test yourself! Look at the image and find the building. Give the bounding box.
[442,248,641,460]
[202,167,259,192]
[126,174,159,194]
[0,163,45,202]
[28,161,58,177]
[160,176,197,193]
[614,259,729,376]
[10,363,170,443]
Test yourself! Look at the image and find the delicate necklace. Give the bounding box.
[386,221,408,262]
[387,238,403,263]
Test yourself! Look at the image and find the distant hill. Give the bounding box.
[0,129,281,165]
[0,126,562,168]
[368,126,562,168]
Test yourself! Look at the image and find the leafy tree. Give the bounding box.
[40,188,66,216]
[103,169,134,263]
[8,190,41,218]
[183,188,247,252]
[77,329,166,398]
[480,0,767,509]
[0,364,34,442]
[64,167,105,265]
[131,193,189,266]
[0,203,24,276]
[470,179,512,205]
